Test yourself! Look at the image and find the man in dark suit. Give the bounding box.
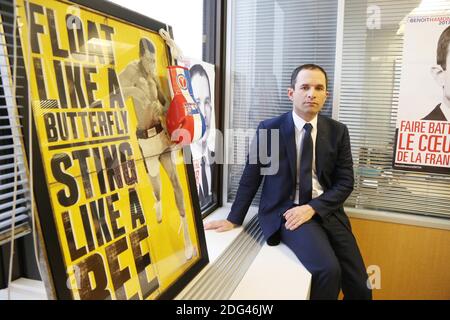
[205,64,371,300]
[190,64,216,209]
[422,25,450,121]
[198,145,214,209]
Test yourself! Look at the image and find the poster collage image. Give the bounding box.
[12,0,212,299]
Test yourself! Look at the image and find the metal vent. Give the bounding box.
[179,215,264,300]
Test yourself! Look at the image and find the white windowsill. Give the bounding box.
[175,205,258,298]
[0,278,47,300]
[216,204,450,231]
[199,204,259,263]
[176,205,311,300]
[345,207,450,231]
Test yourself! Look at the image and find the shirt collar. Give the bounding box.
[292,110,318,131]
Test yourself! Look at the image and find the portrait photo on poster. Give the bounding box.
[394,14,450,174]
[10,0,208,300]
[180,58,218,215]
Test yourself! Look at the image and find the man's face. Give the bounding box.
[442,49,450,106]
[191,74,212,139]
[287,69,328,121]
[141,50,156,76]
[432,45,450,107]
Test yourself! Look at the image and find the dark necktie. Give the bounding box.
[299,123,313,205]
[201,157,209,198]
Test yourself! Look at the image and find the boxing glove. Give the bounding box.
[166,66,205,145]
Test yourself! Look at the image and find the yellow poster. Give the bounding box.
[15,0,207,299]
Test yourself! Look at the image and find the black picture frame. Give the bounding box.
[196,0,227,219]
[3,0,209,300]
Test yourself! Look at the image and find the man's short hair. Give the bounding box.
[437,26,450,70]
[139,38,155,57]
[290,64,328,89]
[190,64,211,94]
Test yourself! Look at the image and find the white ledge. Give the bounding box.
[176,205,258,299]
[201,204,258,263]
[0,278,47,300]
[177,205,311,300]
[345,207,450,231]
[230,243,311,300]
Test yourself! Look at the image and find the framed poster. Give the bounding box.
[180,58,219,216]
[8,0,208,299]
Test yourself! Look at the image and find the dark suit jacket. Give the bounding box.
[422,103,447,121]
[228,112,354,245]
[198,153,215,209]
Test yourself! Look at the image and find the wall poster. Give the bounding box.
[180,58,219,216]
[9,0,208,299]
[394,14,450,174]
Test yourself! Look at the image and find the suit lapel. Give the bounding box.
[281,112,297,181]
[315,116,329,180]
[434,104,447,121]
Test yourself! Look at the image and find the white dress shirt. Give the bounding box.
[292,111,324,204]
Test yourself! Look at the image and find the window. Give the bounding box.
[0,1,31,247]
[338,0,450,218]
[225,0,338,204]
[0,0,40,290]
[108,0,204,60]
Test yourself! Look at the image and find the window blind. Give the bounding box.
[226,0,338,204]
[339,0,450,218]
[0,1,31,245]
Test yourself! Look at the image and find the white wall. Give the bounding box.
[107,0,203,60]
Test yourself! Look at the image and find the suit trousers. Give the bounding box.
[280,213,372,300]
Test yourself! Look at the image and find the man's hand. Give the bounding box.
[204,220,237,232]
[283,205,316,231]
